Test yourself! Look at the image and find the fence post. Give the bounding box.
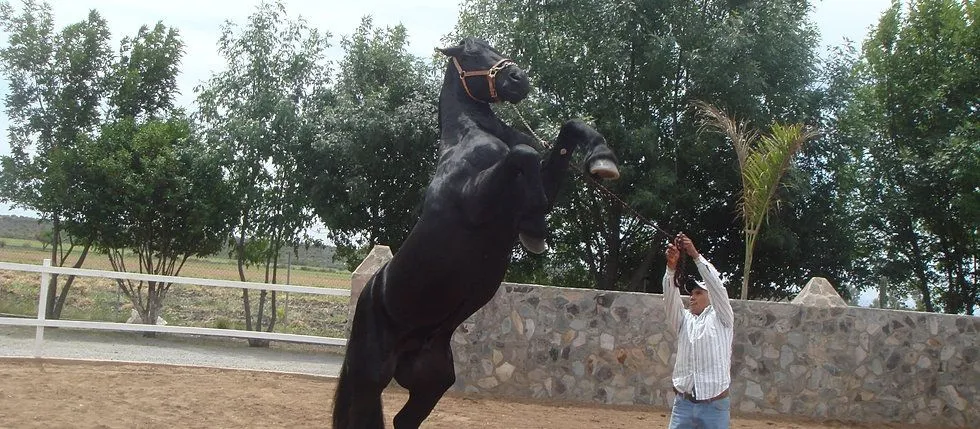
[34,258,51,357]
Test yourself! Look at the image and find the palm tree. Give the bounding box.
[694,101,818,300]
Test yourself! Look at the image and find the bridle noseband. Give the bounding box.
[452,57,517,103]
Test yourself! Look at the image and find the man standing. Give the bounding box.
[663,233,734,429]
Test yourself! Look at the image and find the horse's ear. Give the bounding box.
[436,44,464,57]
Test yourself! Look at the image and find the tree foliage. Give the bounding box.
[53,18,235,328]
[195,0,331,343]
[837,0,979,313]
[68,116,233,325]
[109,22,183,120]
[303,17,440,269]
[0,1,112,317]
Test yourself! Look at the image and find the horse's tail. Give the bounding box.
[332,275,386,429]
[331,346,354,429]
[333,288,369,429]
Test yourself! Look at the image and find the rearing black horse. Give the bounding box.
[332,37,620,429]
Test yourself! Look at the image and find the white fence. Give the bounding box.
[0,260,349,356]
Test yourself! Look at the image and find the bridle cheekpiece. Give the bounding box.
[451,56,516,103]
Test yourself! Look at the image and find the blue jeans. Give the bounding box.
[667,393,731,429]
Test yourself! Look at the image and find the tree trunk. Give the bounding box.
[949,253,971,315]
[51,244,91,319]
[899,213,934,312]
[247,289,271,347]
[267,290,277,332]
[237,227,253,331]
[142,282,159,338]
[256,289,267,327]
[247,289,270,347]
[242,289,253,331]
[628,243,661,292]
[46,216,60,318]
[878,277,889,309]
[741,230,757,300]
[247,254,283,347]
[267,261,279,332]
[599,204,622,291]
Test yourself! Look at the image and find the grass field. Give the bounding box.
[0,237,45,248]
[0,244,351,288]
[0,243,353,339]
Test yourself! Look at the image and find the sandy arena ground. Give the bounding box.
[0,358,944,429]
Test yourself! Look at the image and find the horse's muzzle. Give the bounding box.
[496,68,530,103]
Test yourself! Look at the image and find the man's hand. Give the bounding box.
[665,243,679,271]
[675,233,700,259]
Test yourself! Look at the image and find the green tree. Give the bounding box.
[59,20,231,329]
[455,0,833,297]
[195,1,331,344]
[0,1,112,318]
[109,22,183,120]
[789,41,870,304]
[303,17,440,269]
[68,117,234,328]
[841,0,979,313]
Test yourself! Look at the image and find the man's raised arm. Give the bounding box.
[662,243,685,333]
[695,255,733,327]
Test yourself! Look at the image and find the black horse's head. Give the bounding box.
[437,38,530,104]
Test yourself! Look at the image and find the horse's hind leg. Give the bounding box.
[391,335,456,429]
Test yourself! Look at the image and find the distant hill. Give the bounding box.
[256,243,343,270]
[0,215,50,241]
[0,215,343,269]
[205,242,343,270]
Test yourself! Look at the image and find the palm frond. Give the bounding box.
[691,100,758,169]
[691,100,818,299]
[741,123,818,229]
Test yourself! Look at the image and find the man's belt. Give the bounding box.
[672,386,729,404]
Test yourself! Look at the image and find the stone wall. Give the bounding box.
[349,248,979,427]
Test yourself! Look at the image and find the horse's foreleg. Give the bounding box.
[391,335,456,429]
[539,121,582,208]
[550,119,620,185]
[461,144,546,225]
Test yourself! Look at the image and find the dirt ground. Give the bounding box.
[0,359,941,429]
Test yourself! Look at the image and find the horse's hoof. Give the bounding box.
[520,233,547,254]
[589,158,620,180]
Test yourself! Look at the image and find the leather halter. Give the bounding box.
[451,56,516,103]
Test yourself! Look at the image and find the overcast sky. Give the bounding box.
[0,0,892,217]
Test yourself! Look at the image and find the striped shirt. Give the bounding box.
[663,255,734,400]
